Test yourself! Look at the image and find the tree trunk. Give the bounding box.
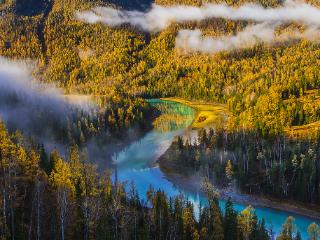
[59,189,67,240]
[36,180,41,240]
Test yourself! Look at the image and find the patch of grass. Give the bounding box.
[285,121,320,139]
[161,97,230,129]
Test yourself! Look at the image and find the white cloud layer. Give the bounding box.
[176,24,320,54]
[76,1,320,32]
[176,23,275,53]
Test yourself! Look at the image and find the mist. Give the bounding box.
[76,1,320,32]
[176,24,320,54]
[176,23,275,54]
[0,57,94,154]
[0,57,149,169]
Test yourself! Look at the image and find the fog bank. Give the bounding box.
[0,57,92,152]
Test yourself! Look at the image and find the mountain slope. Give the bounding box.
[0,0,320,134]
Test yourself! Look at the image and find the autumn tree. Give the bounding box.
[308,222,320,240]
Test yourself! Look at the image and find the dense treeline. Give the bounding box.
[155,0,282,7]
[2,120,319,240]
[155,0,320,7]
[160,128,320,204]
[0,14,41,58]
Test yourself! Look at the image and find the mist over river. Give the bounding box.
[111,99,319,239]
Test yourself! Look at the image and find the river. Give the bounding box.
[112,99,319,239]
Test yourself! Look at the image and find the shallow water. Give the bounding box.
[112,99,319,239]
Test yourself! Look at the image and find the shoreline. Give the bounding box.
[220,189,320,221]
[160,97,230,129]
[161,171,320,221]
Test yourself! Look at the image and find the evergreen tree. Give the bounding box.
[238,206,255,240]
[224,199,238,240]
[277,216,297,240]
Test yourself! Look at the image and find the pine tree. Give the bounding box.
[152,191,169,240]
[224,199,238,240]
[277,216,297,240]
[210,202,224,240]
[238,206,255,240]
[50,157,75,240]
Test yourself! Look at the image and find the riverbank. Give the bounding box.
[162,97,320,141]
[160,169,320,221]
[161,97,230,129]
[159,139,320,222]
[224,192,320,221]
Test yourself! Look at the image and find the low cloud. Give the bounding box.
[0,57,93,152]
[76,1,320,32]
[175,24,320,54]
[176,23,275,54]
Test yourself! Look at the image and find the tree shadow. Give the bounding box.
[107,0,153,11]
[15,0,51,16]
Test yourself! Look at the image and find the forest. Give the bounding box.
[160,129,320,204]
[1,0,320,136]
[0,121,317,240]
[0,0,320,239]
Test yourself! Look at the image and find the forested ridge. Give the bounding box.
[1,0,320,239]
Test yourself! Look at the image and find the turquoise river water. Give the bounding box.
[112,99,319,239]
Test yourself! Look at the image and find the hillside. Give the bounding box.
[0,0,320,136]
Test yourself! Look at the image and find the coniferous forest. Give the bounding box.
[1,0,320,239]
